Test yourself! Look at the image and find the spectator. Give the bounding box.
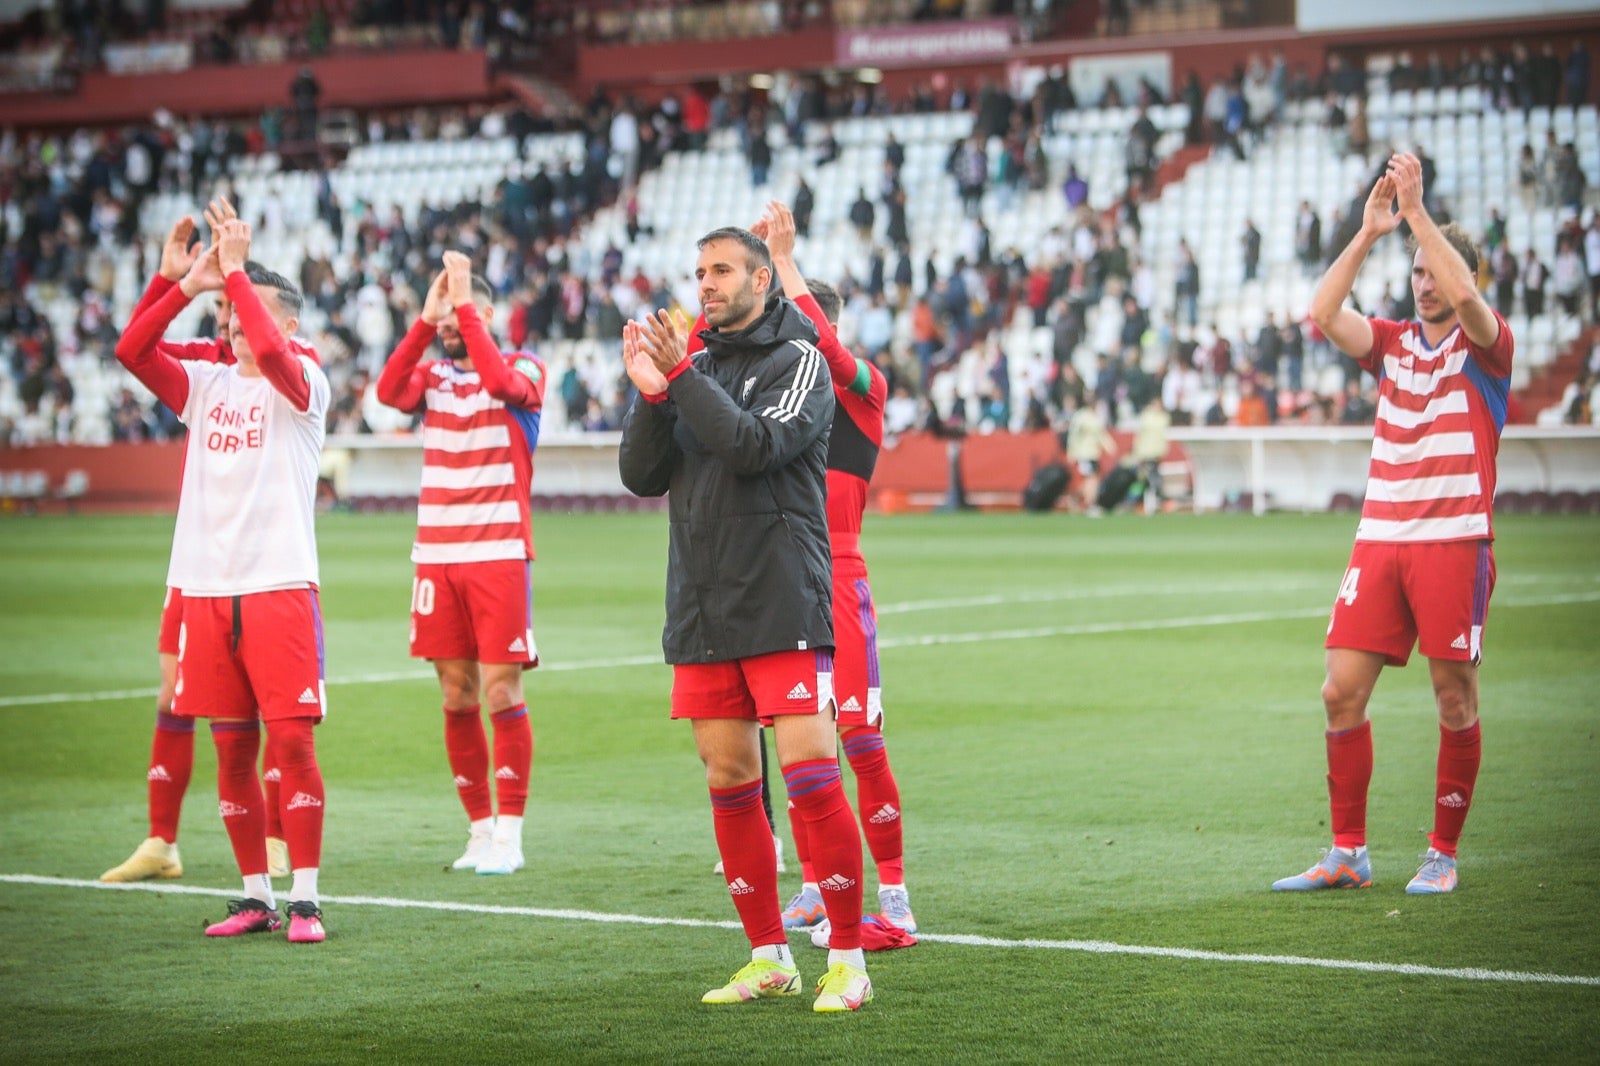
[1241,218,1261,282]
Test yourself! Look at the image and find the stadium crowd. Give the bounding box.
[3,35,1598,452]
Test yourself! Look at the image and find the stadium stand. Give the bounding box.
[3,9,1598,462]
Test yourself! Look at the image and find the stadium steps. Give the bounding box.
[1516,323,1598,422]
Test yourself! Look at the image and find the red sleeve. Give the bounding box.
[114,283,193,413]
[1360,317,1405,376]
[157,336,228,363]
[376,318,437,412]
[129,274,175,327]
[1469,309,1515,377]
[686,311,708,356]
[456,303,543,408]
[794,292,857,387]
[226,271,310,410]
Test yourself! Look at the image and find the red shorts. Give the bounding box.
[671,648,835,721]
[410,560,538,666]
[1325,539,1495,667]
[832,563,883,729]
[158,587,183,656]
[172,588,326,721]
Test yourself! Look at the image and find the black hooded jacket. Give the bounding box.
[619,295,835,664]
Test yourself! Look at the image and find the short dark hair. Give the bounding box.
[470,273,494,305]
[244,260,303,315]
[697,226,772,277]
[804,277,841,326]
[1406,221,1478,277]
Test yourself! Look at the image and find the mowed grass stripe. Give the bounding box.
[4,589,1595,710]
[4,874,1597,988]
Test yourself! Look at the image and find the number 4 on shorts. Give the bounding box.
[1337,567,1361,606]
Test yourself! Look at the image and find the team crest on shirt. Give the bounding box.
[514,358,542,385]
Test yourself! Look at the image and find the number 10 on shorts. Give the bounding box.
[412,577,435,616]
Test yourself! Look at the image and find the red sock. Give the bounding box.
[843,727,904,884]
[147,712,194,843]
[262,729,284,839]
[211,720,267,876]
[490,703,533,818]
[710,779,782,948]
[1326,721,1372,850]
[1429,721,1481,858]
[270,718,324,870]
[782,759,863,951]
[444,704,492,822]
[786,799,815,884]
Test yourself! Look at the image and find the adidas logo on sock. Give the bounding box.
[508,637,527,654]
[263,768,282,782]
[840,696,862,713]
[495,766,519,781]
[218,799,249,818]
[286,791,323,810]
[1438,791,1468,808]
[453,774,474,788]
[297,687,320,705]
[727,877,756,895]
[148,764,172,783]
[819,873,858,892]
[787,682,812,700]
[1451,634,1469,650]
[869,804,900,824]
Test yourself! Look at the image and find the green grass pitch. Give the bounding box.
[1,510,1597,1064]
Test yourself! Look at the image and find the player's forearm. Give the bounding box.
[457,303,536,406]
[792,290,860,388]
[128,274,175,329]
[115,283,192,412]
[1405,208,1480,309]
[226,271,311,410]
[376,319,434,410]
[1309,229,1379,330]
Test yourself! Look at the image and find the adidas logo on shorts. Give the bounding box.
[1451,634,1469,650]
[495,766,519,781]
[297,687,320,705]
[819,873,858,892]
[727,877,755,895]
[869,804,900,824]
[147,764,172,783]
[287,791,323,810]
[787,683,812,700]
[840,696,862,713]
[218,800,249,818]
[508,637,527,654]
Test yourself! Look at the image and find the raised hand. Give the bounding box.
[442,250,473,307]
[420,268,450,325]
[216,218,251,276]
[160,217,200,281]
[1386,152,1425,219]
[762,199,797,260]
[203,196,238,238]
[637,308,689,375]
[622,320,669,395]
[1361,173,1400,237]
[180,243,226,298]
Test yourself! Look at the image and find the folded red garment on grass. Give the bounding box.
[861,913,917,950]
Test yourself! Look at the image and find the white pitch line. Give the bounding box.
[3,874,1596,988]
[3,591,1597,710]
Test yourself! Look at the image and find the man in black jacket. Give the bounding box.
[619,227,872,1013]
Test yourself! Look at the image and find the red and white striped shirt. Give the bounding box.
[1353,312,1514,544]
[376,305,546,565]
